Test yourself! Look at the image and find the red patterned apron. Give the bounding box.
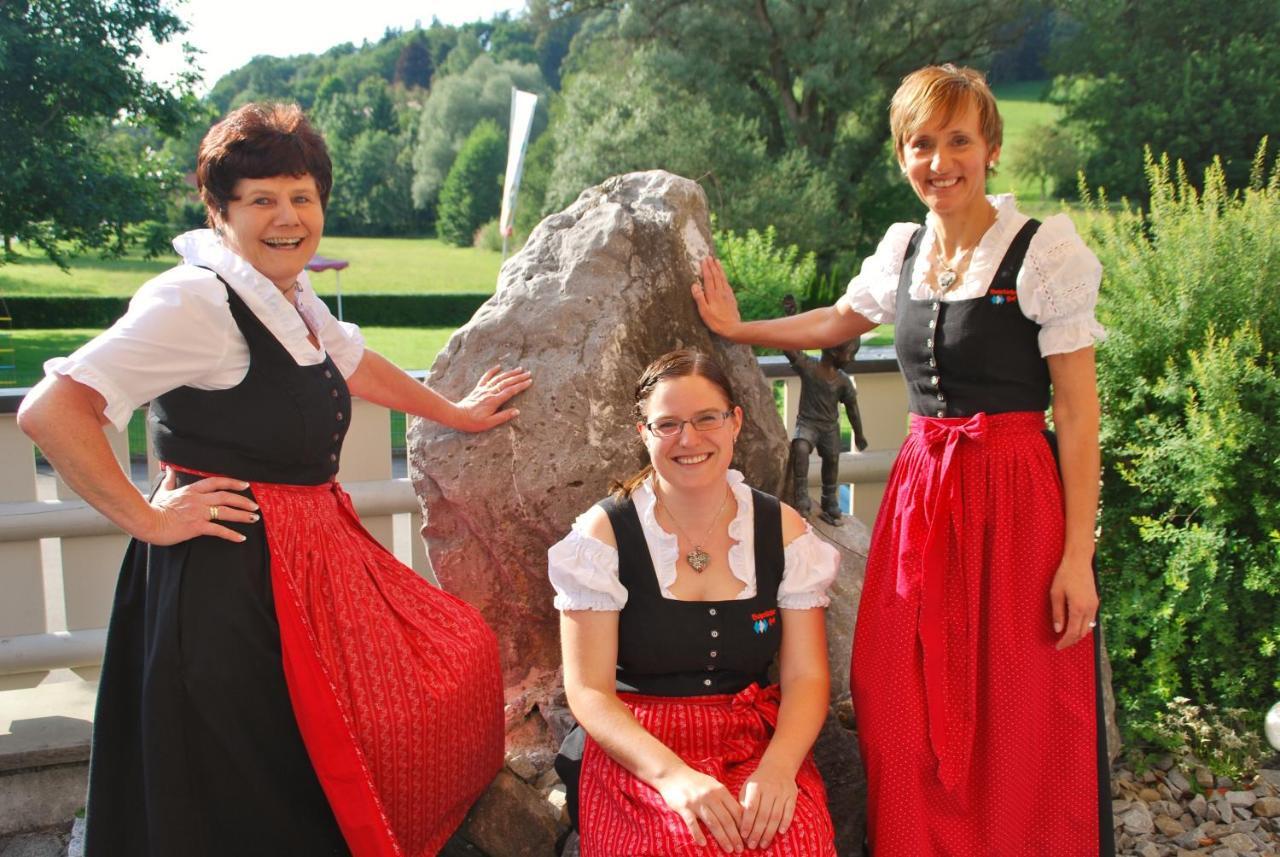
[578,684,836,857]
[171,465,504,856]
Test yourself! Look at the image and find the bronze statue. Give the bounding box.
[782,294,867,525]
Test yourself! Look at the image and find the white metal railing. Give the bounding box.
[0,356,907,686]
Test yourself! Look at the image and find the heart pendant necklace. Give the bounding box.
[655,485,731,574]
[933,236,976,294]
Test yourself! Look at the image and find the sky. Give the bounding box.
[140,0,528,94]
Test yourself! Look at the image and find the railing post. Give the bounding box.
[337,398,393,551]
[53,426,132,682]
[848,368,909,526]
[779,378,801,435]
[0,414,49,689]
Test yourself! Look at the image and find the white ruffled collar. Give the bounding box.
[918,193,1025,293]
[631,469,756,599]
[172,228,318,345]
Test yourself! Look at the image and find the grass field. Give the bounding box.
[0,236,503,297]
[6,326,458,389]
[988,80,1068,206]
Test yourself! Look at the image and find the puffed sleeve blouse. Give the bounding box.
[44,229,365,431]
[835,194,1105,357]
[548,470,841,611]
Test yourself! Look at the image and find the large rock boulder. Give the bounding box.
[409,170,790,743]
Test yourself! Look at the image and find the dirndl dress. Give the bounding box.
[568,489,836,857]
[850,221,1113,855]
[84,278,503,857]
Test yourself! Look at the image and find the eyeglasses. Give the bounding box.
[644,410,734,438]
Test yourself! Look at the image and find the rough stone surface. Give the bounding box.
[410,170,789,739]
[807,514,869,855]
[456,770,563,857]
[0,833,65,857]
[1098,626,1123,763]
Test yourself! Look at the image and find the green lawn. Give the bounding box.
[0,236,503,297]
[8,326,457,388]
[989,80,1064,204]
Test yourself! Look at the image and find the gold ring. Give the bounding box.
[208,505,219,522]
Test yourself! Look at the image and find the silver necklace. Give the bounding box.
[655,486,731,573]
[933,237,976,294]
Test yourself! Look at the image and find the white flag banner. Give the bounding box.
[499,87,539,241]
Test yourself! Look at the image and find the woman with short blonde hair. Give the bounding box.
[695,64,1112,855]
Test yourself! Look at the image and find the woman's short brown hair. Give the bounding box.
[196,103,333,224]
[889,64,1003,159]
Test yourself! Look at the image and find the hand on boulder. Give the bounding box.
[692,257,743,338]
[452,365,532,432]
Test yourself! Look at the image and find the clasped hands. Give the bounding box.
[656,760,797,852]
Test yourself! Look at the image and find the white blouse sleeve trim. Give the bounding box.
[836,222,919,324]
[43,271,235,432]
[547,526,627,612]
[43,357,134,432]
[777,527,840,609]
[1017,213,1107,356]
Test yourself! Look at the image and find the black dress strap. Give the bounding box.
[598,494,662,597]
[749,488,783,594]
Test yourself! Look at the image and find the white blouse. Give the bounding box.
[548,470,841,612]
[836,194,1105,357]
[45,229,366,431]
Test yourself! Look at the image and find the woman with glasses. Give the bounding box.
[549,349,839,856]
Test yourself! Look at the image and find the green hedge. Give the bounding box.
[1088,146,1280,738]
[6,293,491,329]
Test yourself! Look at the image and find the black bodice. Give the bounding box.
[150,274,350,484]
[601,488,784,698]
[895,219,1049,417]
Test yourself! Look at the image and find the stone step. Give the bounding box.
[0,679,95,836]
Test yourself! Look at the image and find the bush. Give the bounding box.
[435,120,507,247]
[1087,143,1280,738]
[472,218,527,255]
[713,224,818,323]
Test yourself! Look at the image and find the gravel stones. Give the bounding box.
[1112,765,1280,856]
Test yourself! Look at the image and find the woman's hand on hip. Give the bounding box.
[739,759,798,849]
[141,467,258,545]
[655,765,746,852]
[692,257,744,339]
[452,365,532,432]
[1049,557,1099,650]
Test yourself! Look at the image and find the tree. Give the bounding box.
[548,0,1032,266]
[436,120,506,246]
[1006,121,1084,198]
[313,79,420,236]
[394,32,433,89]
[0,0,196,264]
[1049,0,1280,199]
[410,55,549,216]
[547,55,847,259]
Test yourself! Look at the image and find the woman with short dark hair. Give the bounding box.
[18,102,528,856]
